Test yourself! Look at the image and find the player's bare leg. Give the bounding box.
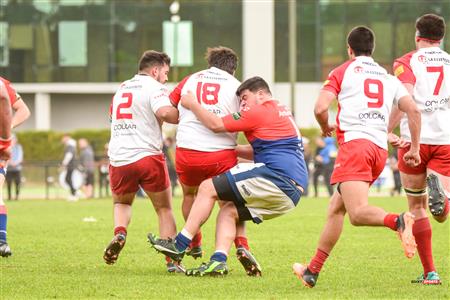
[293,190,345,287]
[0,167,11,257]
[180,183,203,258]
[145,187,177,239]
[402,171,442,284]
[341,180,416,258]
[426,170,450,223]
[103,192,134,264]
[183,179,218,236]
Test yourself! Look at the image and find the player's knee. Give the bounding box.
[347,211,364,226]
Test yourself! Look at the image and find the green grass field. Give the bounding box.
[0,196,448,299]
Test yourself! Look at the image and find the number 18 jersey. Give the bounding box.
[170,67,240,151]
[108,74,172,167]
[323,56,409,150]
[394,47,450,145]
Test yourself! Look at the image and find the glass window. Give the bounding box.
[0,22,8,66]
[58,21,88,66]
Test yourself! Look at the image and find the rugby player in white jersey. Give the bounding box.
[293,26,422,288]
[389,13,449,284]
[168,46,261,276]
[103,50,181,272]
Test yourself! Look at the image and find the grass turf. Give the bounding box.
[0,196,448,299]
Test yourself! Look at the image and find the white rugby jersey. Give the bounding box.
[394,47,450,145]
[108,74,172,167]
[170,67,240,151]
[323,56,409,150]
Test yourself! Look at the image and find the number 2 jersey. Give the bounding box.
[323,56,409,150]
[108,74,172,167]
[394,47,450,145]
[170,67,240,151]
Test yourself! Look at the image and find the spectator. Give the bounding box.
[389,152,401,196]
[5,134,23,201]
[312,137,325,197]
[61,134,78,201]
[321,137,337,196]
[98,143,110,198]
[78,138,95,198]
[302,137,311,196]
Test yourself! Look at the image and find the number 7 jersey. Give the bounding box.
[108,74,172,167]
[323,56,409,150]
[394,47,450,145]
[170,67,240,151]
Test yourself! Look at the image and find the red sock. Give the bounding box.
[383,214,398,231]
[189,231,202,248]
[413,217,435,275]
[165,256,171,263]
[114,226,127,236]
[234,236,250,250]
[308,248,329,274]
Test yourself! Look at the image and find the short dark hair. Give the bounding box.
[416,14,446,41]
[138,50,171,71]
[347,26,375,56]
[236,76,271,96]
[205,46,238,75]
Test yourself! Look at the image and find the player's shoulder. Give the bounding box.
[328,58,356,78]
[395,50,416,66]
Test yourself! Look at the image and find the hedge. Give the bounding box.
[16,130,110,161]
[16,128,325,162]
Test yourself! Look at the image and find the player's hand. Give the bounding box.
[388,133,408,148]
[180,91,197,110]
[403,149,421,168]
[321,124,337,137]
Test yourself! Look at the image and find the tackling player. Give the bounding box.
[389,13,449,284]
[169,46,260,275]
[0,76,31,257]
[103,50,181,272]
[149,77,308,277]
[292,26,422,288]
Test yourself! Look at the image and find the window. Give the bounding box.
[58,21,87,66]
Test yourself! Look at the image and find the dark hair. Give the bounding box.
[138,50,171,71]
[205,46,238,75]
[236,76,271,96]
[347,26,375,56]
[416,14,445,41]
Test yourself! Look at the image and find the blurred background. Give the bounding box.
[0,0,448,199]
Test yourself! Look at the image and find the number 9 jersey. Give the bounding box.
[323,56,409,150]
[394,47,450,145]
[170,67,241,151]
[108,74,172,167]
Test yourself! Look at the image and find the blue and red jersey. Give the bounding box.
[222,100,308,188]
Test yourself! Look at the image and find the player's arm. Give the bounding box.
[397,94,421,166]
[236,144,253,160]
[387,83,414,133]
[314,90,337,137]
[180,91,226,133]
[0,86,12,161]
[11,95,31,129]
[156,106,179,124]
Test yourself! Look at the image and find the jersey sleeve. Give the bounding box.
[321,60,353,96]
[222,106,263,133]
[169,75,190,106]
[393,53,416,85]
[150,86,172,114]
[392,76,410,106]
